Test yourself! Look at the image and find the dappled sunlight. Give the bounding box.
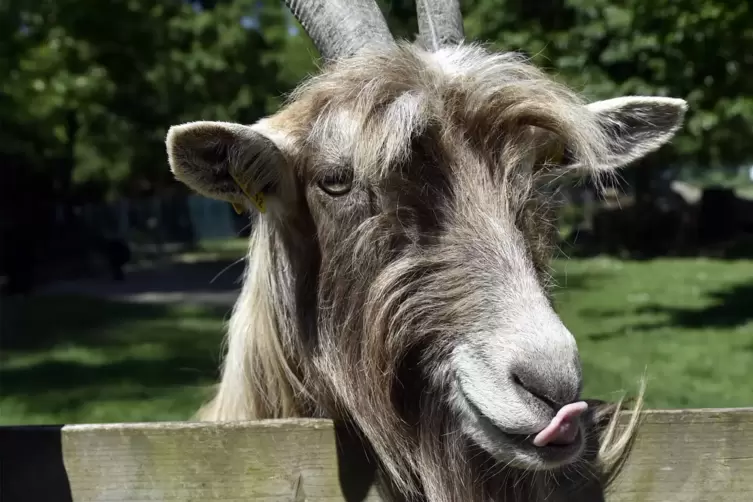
[553,258,753,409]
[0,295,227,425]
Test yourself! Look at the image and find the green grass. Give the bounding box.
[2,256,753,425]
[554,257,753,409]
[0,296,228,425]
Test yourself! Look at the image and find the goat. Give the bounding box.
[165,1,687,500]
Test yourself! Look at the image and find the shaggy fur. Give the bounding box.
[167,41,684,502]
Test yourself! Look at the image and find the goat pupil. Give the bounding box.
[318,171,352,196]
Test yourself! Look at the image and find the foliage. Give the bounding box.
[462,0,753,172]
[2,0,302,200]
[1,0,751,202]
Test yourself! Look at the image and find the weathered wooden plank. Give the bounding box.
[608,408,753,502]
[60,419,383,502]
[2,409,752,501]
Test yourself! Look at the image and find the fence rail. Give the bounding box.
[2,408,752,502]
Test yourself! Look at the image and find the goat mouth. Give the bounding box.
[456,385,585,468]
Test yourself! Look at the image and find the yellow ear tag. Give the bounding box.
[249,192,266,213]
[230,172,267,214]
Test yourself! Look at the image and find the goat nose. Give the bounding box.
[511,360,582,410]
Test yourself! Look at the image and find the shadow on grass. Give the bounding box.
[0,294,229,424]
[37,258,245,298]
[634,282,753,329]
[585,281,753,342]
[1,352,218,394]
[0,294,229,351]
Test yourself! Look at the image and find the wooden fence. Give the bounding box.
[1,408,752,502]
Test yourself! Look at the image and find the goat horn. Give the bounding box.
[415,0,464,51]
[283,0,395,62]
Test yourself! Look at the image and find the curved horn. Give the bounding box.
[416,0,464,51]
[283,0,395,62]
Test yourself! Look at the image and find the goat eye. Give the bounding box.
[318,171,352,196]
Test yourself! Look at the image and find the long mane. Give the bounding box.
[196,216,307,421]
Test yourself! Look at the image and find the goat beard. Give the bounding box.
[310,217,637,502]
[313,301,635,499]
[316,329,629,502]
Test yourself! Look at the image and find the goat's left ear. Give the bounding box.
[166,120,290,213]
[570,96,688,171]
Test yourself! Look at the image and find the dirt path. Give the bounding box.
[35,258,245,307]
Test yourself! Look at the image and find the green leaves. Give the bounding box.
[1,0,751,201]
[462,0,753,170]
[1,0,307,199]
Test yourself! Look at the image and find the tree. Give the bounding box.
[1,0,300,201]
[463,0,753,178]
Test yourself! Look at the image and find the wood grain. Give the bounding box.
[3,409,750,501]
[61,419,383,502]
[608,408,753,502]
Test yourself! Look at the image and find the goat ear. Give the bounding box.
[166,121,288,213]
[566,96,687,171]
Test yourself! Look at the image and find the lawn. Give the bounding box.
[0,296,228,425]
[2,254,752,425]
[554,257,753,408]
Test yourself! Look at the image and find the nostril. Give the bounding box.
[512,371,560,410]
[512,373,525,390]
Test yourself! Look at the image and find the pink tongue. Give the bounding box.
[532,401,587,447]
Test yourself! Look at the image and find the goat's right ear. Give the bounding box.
[166,121,288,213]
